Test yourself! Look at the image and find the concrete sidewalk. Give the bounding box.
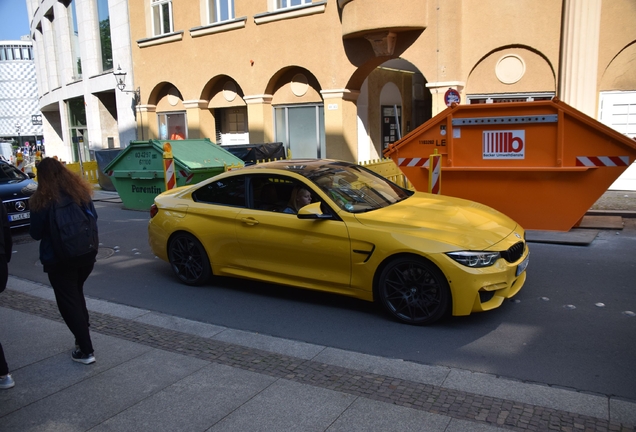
[1,276,635,432]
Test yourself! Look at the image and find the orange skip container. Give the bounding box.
[384,98,636,231]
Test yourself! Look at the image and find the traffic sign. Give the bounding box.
[444,88,461,107]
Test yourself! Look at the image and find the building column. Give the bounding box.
[559,0,602,117]
[41,16,60,90]
[244,94,273,144]
[182,100,208,139]
[425,81,465,116]
[137,104,155,142]
[321,89,360,162]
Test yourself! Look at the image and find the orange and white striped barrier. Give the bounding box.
[398,157,429,168]
[179,170,194,184]
[163,142,176,191]
[428,149,441,194]
[575,156,629,167]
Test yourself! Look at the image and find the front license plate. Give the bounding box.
[9,212,30,222]
[516,254,529,276]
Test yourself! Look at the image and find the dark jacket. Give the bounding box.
[0,203,12,261]
[29,194,97,271]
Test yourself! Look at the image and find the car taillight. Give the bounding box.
[150,204,158,218]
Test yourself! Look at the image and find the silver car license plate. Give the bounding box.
[9,212,30,222]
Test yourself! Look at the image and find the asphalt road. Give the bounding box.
[8,199,636,401]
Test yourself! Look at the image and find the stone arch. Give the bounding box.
[355,58,430,161]
[147,82,185,110]
[266,66,323,105]
[201,75,246,108]
[599,41,636,91]
[466,45,556,96]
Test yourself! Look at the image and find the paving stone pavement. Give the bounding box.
[1,277,635,432]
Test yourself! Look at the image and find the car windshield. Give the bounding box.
[0,162,29,182]
[301,162,412,213]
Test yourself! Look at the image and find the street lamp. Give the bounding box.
[113,64,143,140]
[15,123,21,147]
[113,64,140,104]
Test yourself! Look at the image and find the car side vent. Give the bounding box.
[500,242,525,263]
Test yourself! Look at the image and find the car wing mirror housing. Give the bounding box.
[297,202,333,220]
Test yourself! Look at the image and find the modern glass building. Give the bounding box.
[0,38,43,151]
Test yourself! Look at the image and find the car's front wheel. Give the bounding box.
[168,233,211,286]
[377,256,450,325]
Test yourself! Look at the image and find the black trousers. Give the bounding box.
[0,254,8,375]
[47,263,94,355]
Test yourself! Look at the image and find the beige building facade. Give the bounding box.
[127,0,635,164]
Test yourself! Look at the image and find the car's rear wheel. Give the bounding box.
[168,233,211,286]
[377,256,450,325]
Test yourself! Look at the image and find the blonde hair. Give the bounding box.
[30,157,93,211]
[287,186,311,212]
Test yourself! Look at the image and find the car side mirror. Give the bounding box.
[297,202,333,220]
[27,172,36,179]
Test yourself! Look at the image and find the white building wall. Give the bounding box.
[28,0,136,162]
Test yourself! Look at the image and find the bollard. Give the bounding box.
[163,142,176,191]
[428,149,441,194]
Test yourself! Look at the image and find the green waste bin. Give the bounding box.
[103,138,244,210]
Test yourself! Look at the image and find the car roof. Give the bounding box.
[238,159,358,176]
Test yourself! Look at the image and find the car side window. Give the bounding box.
[192,176,245,207]
[0,162,27,181]
[250,175,294,212]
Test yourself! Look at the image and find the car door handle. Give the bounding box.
[241,217,259,226]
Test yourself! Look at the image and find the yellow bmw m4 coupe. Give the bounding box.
[148,159,529,325]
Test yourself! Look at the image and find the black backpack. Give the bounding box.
[49,199,99,260]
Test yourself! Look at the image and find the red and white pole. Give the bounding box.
[163,142,176,191]
[428,149,441,194]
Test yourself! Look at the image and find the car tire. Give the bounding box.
[168,233,212,286]
[377,256,450,325]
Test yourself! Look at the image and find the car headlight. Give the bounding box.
[446,251,501,268]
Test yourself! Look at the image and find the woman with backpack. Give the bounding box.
[29,157,99,365]
[0,200,15,388]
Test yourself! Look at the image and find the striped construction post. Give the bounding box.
[163,142,176,191]
[428,149,441,194]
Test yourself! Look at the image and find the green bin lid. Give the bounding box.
[104,138,244,173]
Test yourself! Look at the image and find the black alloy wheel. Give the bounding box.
[168,233,212,286]
[377,256,450,325]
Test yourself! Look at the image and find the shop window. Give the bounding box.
[274,104,324,158]
[152,0,174,36]
[67,97,90,162]
[208,0,234,23]
[215,107,249,145]
[158,112,187,140]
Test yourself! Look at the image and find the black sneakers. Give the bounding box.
[71,349,96,365]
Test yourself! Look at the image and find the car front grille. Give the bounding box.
[4,198,31,214]
[500,241,525,263]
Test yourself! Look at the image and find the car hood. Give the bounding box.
[353,193,519,250]
[0,179,37,199]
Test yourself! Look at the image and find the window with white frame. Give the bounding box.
[277,0,311,9]
[208,0,234,23]
[152,0,173,36]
